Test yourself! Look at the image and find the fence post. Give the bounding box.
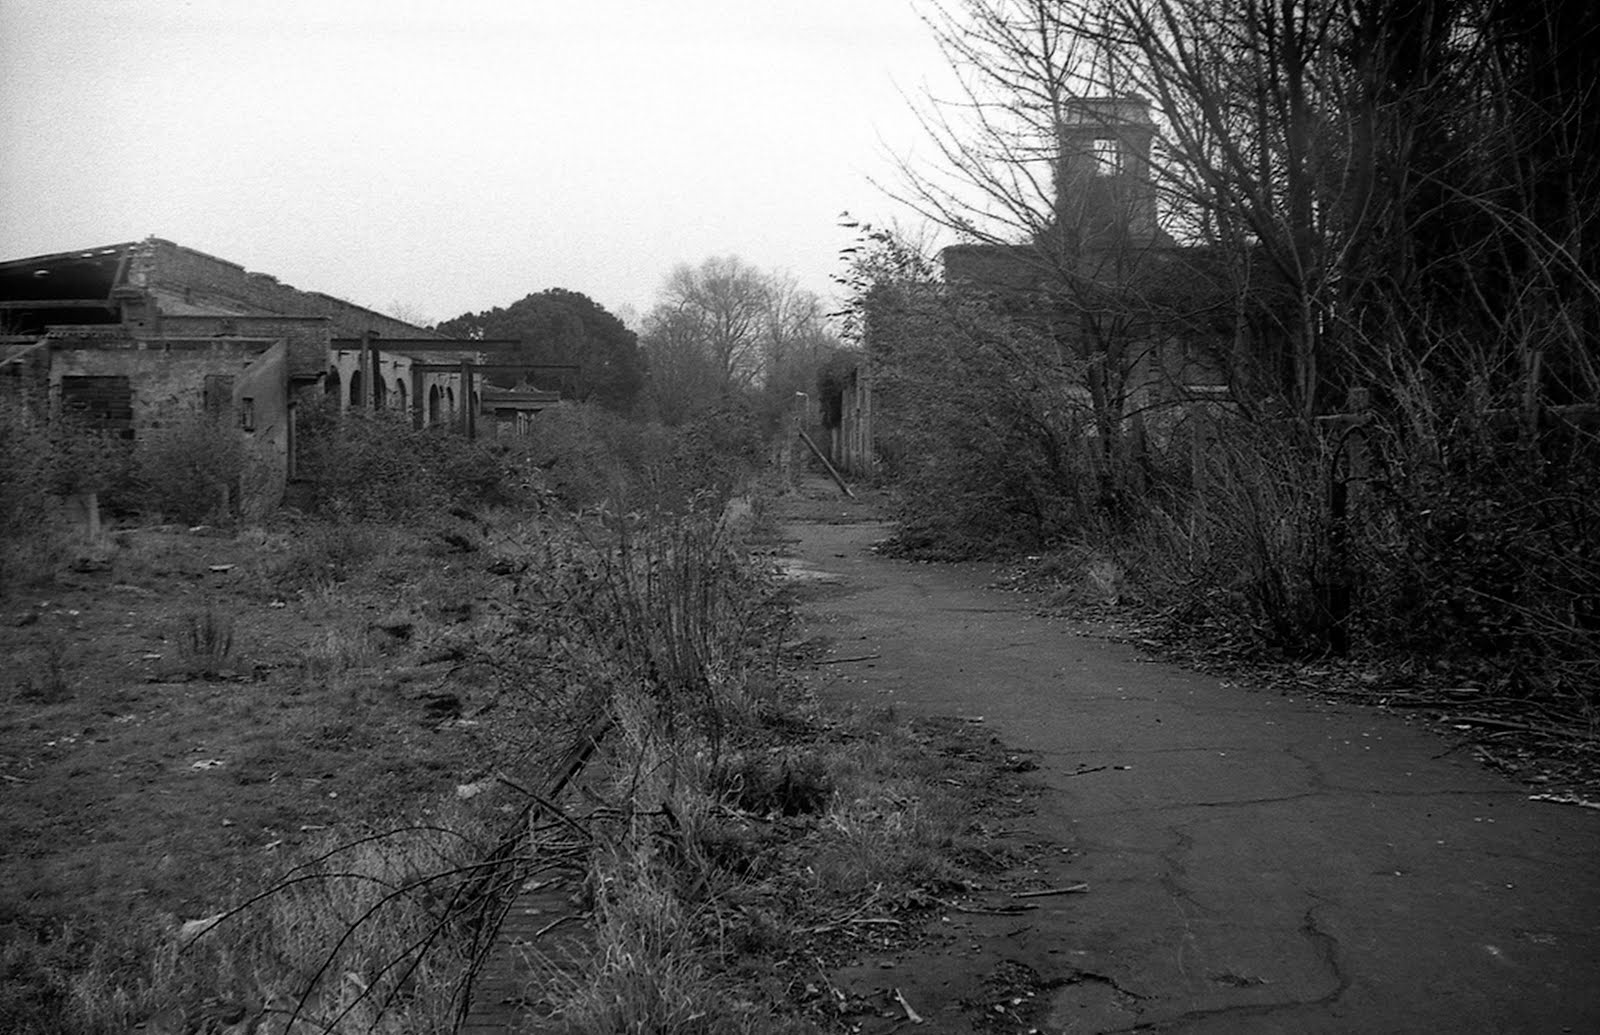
[1323,387,1370,657]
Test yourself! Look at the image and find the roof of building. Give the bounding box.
[0,238,440,375]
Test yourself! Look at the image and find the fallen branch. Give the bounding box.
[817,653,882,666]
[1012,883,1088,899]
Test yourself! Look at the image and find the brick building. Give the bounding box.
[0,237,506,515]
[822,96,1249,477]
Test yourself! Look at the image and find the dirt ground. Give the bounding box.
[777,476,1600,1034]
[0,521,520,941]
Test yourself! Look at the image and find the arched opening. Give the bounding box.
[446,386,456,415]
[428,384,441,425]
[373,375,388,409]
[395,378,408,414]
[349,370,363,408]
[325,368,341,403]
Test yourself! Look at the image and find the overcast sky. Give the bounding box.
[0,0,956,327]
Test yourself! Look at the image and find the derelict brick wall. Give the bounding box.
[52,336,292,515]
[51,337,279,433]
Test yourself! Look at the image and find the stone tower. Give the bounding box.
[1051,96,1165,250]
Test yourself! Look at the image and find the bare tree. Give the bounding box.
[886,0,1234,505]
[656,257,773,390]
[639,304,721,426]
[640,257,843,425]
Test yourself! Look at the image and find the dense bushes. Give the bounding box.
[495,400,765,515]
[1358,411,1600,697]
[1118,416,1338,657]
[871,316,1600,704]
[131,414,248,524]
[294,395,514,519]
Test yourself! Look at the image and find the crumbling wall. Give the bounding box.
[50,335,278,433]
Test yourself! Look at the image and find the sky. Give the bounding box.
[0,0,959,327]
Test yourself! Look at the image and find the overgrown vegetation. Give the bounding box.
[847,0,1600,717]
[1,379,1012,1033]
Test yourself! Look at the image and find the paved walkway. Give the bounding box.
[786,495,1600,1034]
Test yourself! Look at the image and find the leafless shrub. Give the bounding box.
[176,608,236,677]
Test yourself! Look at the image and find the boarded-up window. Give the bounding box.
[204,375,235,417]
[60,375,134,438]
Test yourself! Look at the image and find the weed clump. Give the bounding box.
[171,608,238,679]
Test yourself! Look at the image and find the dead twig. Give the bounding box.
[893,987,925,1024]
[1442,715,1595,740]
[810,884,890,933]
[534,912,587,939]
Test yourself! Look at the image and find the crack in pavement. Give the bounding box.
[1098,901,1351,1033]
[1157,824,1214,921]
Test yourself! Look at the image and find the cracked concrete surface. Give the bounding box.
[787,507,1600,1034]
